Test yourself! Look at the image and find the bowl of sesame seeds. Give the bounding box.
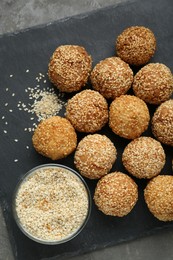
[13,164,91,245]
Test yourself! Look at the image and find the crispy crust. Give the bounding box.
[116,26,156,66]
[94,172,138,217]
[66,89,108,133]
[32,116,77,160]
[144,175,173,221]
[133,63,173,104]
[109,95,150,139]
[74,134,117,179]
[122,137,166,179]
[90,57,133,99]
[151,99,173,146]
[48,45,92,92]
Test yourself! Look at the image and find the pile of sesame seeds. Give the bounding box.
[3,70,65,133]
[17,72,65,131]
[1,69,66,163]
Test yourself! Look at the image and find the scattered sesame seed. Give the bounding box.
[3,130,7,134]
[9,109,13,112]
[14,159,18,162]
[5,103,8,106]
[2,116,5,120]
[10,74,13,78]
[26,69,29,73]
[14,139,18,142]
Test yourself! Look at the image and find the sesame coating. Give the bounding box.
[48,45,92,92]
[66,89,108,133]
[109,95,150,139]
[94,172,138,217]
[144,175,173,221]
[122,137,166,179]
[32,116,77,160]
[116,26,156,66]
[151,99,173,146]
[90,57,133,99]
[133,63,173,104]
[74,134,117,179]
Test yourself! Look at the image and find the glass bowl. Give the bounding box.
[12,163,91,245]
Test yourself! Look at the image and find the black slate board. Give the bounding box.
[0,0,173,259]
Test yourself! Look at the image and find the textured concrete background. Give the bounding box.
[0,1,173,260]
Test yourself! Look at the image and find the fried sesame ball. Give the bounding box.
[144,175,173,221]
[109,95,150,139]
[122,137,165,179]
[32,116,77,160]
[66,89,108,133]
[133,63,173,104]
[90,57,133,99]
[74,134,117,179]
[48,45,92,92]
[116,26,156,66]
[151,99,173,146]
[94,172,138,217]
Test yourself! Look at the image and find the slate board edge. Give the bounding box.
[0,0,136,39]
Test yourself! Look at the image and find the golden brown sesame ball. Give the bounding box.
[74,134,117,179]
[94,172,138,217]
[109,95,150,139]
[116,26,156,66]
[133,63,173,105]
[32,116,77,160]
[151,99,173,146]
[48,45,92,92]
[90,57,133,99]
[66,89,108,133]
[122,137,166,179]
[144,175,173,221]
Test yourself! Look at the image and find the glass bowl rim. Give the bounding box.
[12,163,92,245]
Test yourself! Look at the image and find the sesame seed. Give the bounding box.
[14,139,18,142]
[14,159,18,162]
[10,74,13,78]
[3,130,7,134]
[26,69,29,73]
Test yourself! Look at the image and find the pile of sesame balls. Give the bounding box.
[32,26,173,221]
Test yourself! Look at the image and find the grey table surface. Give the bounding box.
[0,1,173,260]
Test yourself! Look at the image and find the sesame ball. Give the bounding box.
[90,57,133,99]
[74,134,117,179]
[122,137,166,179]
[116,26,156,66]
[144,175,173,221]
[48,45,92,92]
[94,172,138,217]
[151,99,173,146]
[32,116,77,160]
[66,89,108,133]
[109,95,150,139]
[133,63,173,104]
